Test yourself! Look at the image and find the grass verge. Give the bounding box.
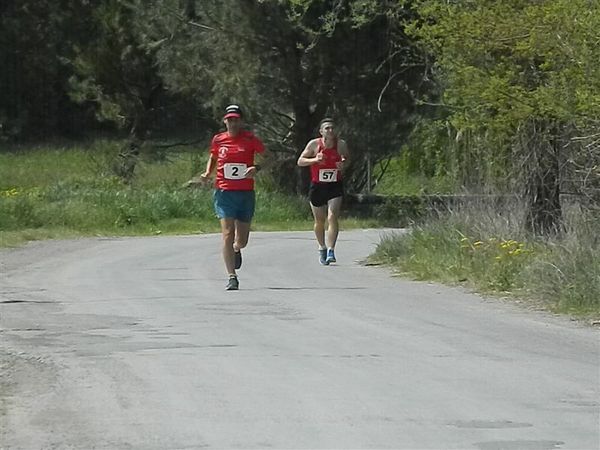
[0,142,380,247]
[370,200,600,318]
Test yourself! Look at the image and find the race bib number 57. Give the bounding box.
[224,163,247,179]
[318,169,338,182]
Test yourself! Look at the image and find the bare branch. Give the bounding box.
[164,5,217,31]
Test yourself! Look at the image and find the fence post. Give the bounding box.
[366,152,371,194]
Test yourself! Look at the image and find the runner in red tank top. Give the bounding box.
[297,118,350,265]
[186,104,266,290]
[309,138,344,184]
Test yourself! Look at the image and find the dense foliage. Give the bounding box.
[405,0,600,232]
[1,0,598,227]
[1,1,429,194]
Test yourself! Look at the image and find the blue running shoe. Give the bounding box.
[326,248,336,264]
[319,248,329,265]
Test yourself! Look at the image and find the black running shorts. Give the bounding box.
[308,181,344,207]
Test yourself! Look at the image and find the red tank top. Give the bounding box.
[310,138,343,184]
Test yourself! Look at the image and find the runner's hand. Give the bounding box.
[244,166,257,178]
[184,172,211,188]
[314,152,324,164]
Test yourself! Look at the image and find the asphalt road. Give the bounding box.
[0,230,598,449]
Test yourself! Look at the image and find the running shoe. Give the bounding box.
[319,248,329,265]
[226,275,239,291]
[234,250,242,270]
[326,248,336,264]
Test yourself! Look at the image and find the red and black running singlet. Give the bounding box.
[310,138,343,184]
[210,130,265,191]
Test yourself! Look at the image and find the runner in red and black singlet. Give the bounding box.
[309,137,344,185]
[297,118,350,265]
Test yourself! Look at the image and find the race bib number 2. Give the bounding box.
[318,169,338,182]
[224,163,247,180]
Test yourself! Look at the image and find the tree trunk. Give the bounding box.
[523,119,563,236]
[291,100,313,195]
[114,83,163,183]
[288,67,328,195]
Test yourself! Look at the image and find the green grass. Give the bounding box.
[371,202,600,317]
[371,156,456,195]
[0,141,379,246]
[523,215,600,315]
[0,181,318,245]
[0,139,202,188]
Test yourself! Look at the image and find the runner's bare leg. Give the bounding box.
[220,218,236,275]
[310,204,328,248]
[233,220,251,252]
[326,196,343,249]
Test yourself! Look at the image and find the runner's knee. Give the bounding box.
[236,236,249,249]
[222,228,235,244]
[314,216,326,226]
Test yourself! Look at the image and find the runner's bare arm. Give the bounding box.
[297,139,322,166]
[186,154,217,187]
[201,154,217,178]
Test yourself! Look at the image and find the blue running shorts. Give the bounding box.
[213,189,256,222]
